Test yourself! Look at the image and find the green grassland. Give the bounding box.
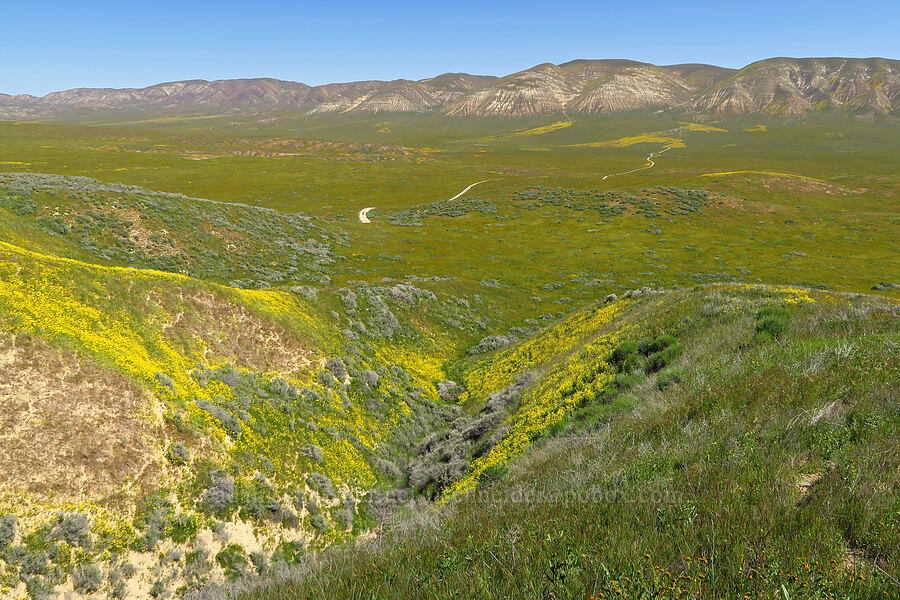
[0,109,897,599]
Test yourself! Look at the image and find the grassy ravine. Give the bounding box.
[237,287,899,600]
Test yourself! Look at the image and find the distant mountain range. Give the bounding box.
[2,57,897,120]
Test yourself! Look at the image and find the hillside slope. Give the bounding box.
[235,285,899,600]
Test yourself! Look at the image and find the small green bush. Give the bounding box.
[216,543,250,580]
[273,540,305,565]
[756,316,788,340]
[657,368,685,390]
[650,334,676,353]
[647,343,683,372]
[637,337,655,355]
[621,353,647,373]
[611,340,639,363]
[478,463,508,486]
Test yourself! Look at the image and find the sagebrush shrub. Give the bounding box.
[326,358,348,382]
[250,550,269,575]
[166,441,190,466]
[300,443,324,463]
[307,472,336,498]
[0,515,15,547]
[310,513,329,534]
[50,512,91,547]
[204,473,235,511]
[25,576,52,600]
[72,564,103,593]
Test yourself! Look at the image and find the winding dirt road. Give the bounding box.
[602,147,671,180]
[358,207,375,223]
[358,178,500,223]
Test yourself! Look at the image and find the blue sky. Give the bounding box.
[3,1,898,96]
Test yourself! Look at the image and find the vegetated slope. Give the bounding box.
[0,172,339,288]
[0,176,494,598]
[2,58,897,120]
[0,233,488,599]
[234,285,899,600]
[0,169,897,599]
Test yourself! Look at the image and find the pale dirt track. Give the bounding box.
[358,179,500,223]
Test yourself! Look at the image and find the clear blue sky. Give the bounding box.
[3,0,898,96]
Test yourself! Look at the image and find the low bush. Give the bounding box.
[307,472,336,498]
[216,544,250,580]
[647,343,683,372]
[49,512,91,547]
[656,367,685,390]
[300,444,324,463]
[756,315,789,340]
[166,441,190,466]
[0,515,15,546]
[250,551,270,576]
[310,513,329,534]
[650,334,677,353]
[611,340,639,363]
[204,472,235,512]
[72,564,103,593]
[477,463,508,486]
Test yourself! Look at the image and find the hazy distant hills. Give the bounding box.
[2,57,897,120]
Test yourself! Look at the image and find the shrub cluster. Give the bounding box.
[307,472,336,499]
[612,334,682,376]
[467,334,519,355]
[406,374,532,498]
[755,305,789,341]
[166,441,190,466]
[204,472,235,512]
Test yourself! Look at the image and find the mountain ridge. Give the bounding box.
[1,57,897,119]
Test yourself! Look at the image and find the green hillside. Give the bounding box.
[0,109,897,600]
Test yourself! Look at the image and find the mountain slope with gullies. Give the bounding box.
[1,57,897,120]
[688,57,900,116]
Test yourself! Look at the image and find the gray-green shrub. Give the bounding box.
[72,564,103,593]
[0,515,15,546]
[166,441,190,466]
